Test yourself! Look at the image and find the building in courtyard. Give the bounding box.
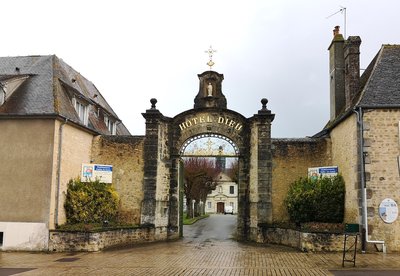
[205,172,238,214]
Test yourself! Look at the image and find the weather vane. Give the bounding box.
[205,45,217,70]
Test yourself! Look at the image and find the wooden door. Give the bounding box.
[217,202,225,213]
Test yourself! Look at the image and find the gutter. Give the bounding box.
[354,107,386,253]
[313,104,400,138]
[55,118,68,227]
[0,113,99,135]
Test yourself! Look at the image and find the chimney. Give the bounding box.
[333,25,340,36]
[328,26,345,121]
[344,36,361,110]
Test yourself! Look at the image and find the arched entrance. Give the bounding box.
[140,70,274,242]
[179,133,240,234]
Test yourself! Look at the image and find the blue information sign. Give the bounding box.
[319,167,338,174]
[94,165,113,172]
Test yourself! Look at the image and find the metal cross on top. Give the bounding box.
[205,45,217,70]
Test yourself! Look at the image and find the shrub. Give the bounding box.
[314,176,345,223]
[285,175,345,223]
[64,178,119,224]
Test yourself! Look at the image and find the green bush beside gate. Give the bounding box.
[64,178,119,224]
[285,175,345,223]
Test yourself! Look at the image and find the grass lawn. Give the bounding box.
[183,214,209,225]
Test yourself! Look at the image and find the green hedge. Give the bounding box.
[285,175,345,223]
[64,178,119,224]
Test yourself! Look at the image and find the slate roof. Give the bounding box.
[0,55,130,135]
[314,44,400,138]
[356,45,400,108]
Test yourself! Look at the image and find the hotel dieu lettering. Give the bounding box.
[178,114,243,132]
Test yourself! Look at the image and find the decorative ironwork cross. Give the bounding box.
[205,45,217,70]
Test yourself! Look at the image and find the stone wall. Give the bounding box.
[330,114,359,223]
[271,138,332,223]
[154,122,171,228]
[249,119,260,239]
[91,135,145,225]
[48,226,347,252]
[362,110,400,251]
[49,226,168,252]
[260,227,348,252]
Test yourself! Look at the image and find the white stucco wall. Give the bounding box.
[0,222,48,251]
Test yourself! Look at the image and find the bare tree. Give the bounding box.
[227,158,239,183]
[183,157,220,217]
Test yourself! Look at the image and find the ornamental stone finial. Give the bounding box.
[150,98,157,109]
[261,98,268,110]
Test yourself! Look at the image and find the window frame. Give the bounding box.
[0,85,5,106]
[72,97,89,126]
[104,113,117,135]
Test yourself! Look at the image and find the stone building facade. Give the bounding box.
[315,27,400,252]
[205,172,238,214]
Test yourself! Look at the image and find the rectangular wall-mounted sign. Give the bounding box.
[81,163,113,183]
[308,166,338,179]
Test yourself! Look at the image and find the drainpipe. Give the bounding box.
[55,118,68,227]
[354,107,386,253]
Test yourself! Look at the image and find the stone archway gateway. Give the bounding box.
[141,70,274,242]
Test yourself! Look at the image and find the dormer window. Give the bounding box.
[104,114,116,135]
[0,75,29,106]
[72,97,89,126]
[0,83,5,106]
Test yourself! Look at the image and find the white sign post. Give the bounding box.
[81,163,113,183]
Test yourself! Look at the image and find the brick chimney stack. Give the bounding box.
[328,26,345,121]
[333,25,340,36]
[344,36,362,110]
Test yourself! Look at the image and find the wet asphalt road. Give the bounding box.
[183,213,237,243]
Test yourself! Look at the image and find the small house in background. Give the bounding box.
[205,172,238,214]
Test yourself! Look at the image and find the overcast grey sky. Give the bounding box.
[1,0,399,137]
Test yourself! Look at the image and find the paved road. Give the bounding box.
[184,213,236,243]
[1,214,400,275]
